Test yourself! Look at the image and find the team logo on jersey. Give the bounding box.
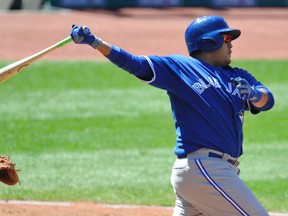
[192,78,221,94]
[191,77,243,101]
[226,82,242,98]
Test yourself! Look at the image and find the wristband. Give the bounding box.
[90,36,103,49]
[249,87,262,103]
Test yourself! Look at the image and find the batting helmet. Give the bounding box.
[185,16,241,56]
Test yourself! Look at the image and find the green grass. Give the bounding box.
[0,59,287,212]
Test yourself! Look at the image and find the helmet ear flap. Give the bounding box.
[196,33,224,52]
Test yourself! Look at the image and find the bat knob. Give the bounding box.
[82,26,90,34]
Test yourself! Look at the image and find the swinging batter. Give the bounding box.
[70,15,274,215]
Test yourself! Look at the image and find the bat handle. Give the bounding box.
[57,37,73,48]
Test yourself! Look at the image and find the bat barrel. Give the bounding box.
[0,36,72,83]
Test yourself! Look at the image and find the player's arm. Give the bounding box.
[97,41,112,56]
[69,25,154,81]
[249,88,268,108]
[231,77,274,111]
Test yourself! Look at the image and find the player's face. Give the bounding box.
[211,34,233,67]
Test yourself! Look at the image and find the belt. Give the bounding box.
[177,150,240,166]
[208,152,240,166]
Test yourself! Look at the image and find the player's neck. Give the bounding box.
[195,55,218,67]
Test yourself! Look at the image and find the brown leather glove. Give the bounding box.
[0,156,20,186]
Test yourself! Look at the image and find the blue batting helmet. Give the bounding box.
[185,16,241,56]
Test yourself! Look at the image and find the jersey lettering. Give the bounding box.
[192,77,221,94]
[225,82,242,98]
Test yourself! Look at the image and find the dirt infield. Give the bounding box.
[0,201,287,216]
[0,201,173,216]
[0,7,287,216]
[0,7,288,61]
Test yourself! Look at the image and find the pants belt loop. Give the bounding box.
[221,153,230,161]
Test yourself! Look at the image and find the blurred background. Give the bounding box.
[0,0,287,10]
[0,0,287,215]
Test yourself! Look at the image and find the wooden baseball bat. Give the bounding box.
[0,36,72,83]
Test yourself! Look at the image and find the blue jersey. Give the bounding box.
[143,55,264,158]
[106,47,273,158]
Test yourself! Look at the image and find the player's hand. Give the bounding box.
[70,25,102,49]
[230,77,259,100]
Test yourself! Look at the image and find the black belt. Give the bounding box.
[177,154,188,159]
[208,152,239,166]
[177,151,239,166]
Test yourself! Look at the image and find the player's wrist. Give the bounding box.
[249,87,262,103]
[90,36,103,49]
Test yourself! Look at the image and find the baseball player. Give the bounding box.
[70,15,274,216]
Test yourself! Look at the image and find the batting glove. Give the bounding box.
[70,25,102,49]
[230,77,261,102]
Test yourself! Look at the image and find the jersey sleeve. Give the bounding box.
[141,55,192,92]
[105,45,154,82]
[105,46,191,92]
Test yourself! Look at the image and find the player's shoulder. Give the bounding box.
[223,65,240,71]
[222,65,258,84]
[165,54,200,65]
[149,54,191,60]
[168,54,196,61]
[149,54,196,66]
[222,65,249,75]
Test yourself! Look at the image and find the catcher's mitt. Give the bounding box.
[0,156,20,186]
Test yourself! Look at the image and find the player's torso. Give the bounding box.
[148,55,246,157]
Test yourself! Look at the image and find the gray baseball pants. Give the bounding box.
[170,149,269,216]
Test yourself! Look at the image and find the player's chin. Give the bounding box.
[220,58,231,67]
[225,55,232,65]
